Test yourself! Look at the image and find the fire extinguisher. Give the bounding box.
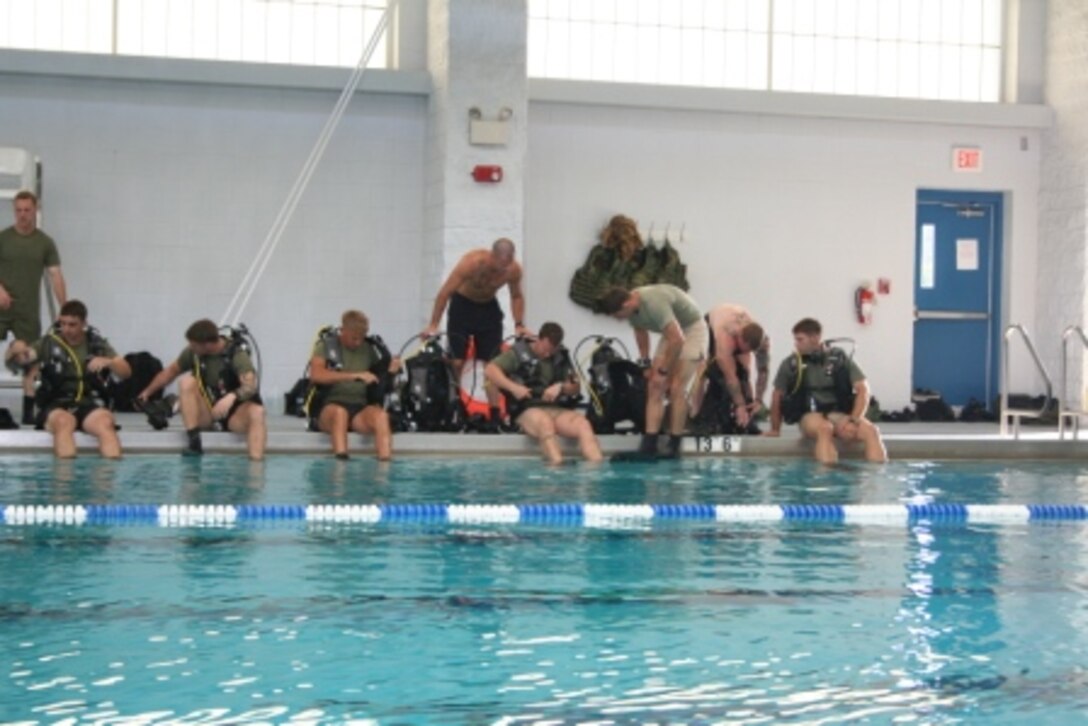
[855,283,876,325]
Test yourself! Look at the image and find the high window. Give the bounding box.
[528,0,1004,102]
[0,0,389,68]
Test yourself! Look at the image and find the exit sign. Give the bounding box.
[952,146,982,172]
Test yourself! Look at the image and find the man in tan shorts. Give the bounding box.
[596,284,707,460]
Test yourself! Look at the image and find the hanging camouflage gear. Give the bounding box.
[569,234,691,311]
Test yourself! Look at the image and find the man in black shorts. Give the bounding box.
[137,319,266,460]
[5,300,129,458]
[422,238,529,424]
[308,309,400,460]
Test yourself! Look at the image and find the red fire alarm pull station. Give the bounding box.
[878,277,891,295]
[472,165,503,183]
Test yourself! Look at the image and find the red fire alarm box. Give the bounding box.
[877,277,891,295]
[472,165,503,183]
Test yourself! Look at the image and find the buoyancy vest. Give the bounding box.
[505,339,578,417]
[304,326,392,417]
[37,326,113,406]
[195,337,245,405]
[780,346,855,424]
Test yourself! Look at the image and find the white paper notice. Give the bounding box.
[920,225,936,289]
[956,238,979,270]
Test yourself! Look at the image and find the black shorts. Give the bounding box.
[220,393,263,430]
[36,400,102,431]
[309,401,368,432]
[448,292,504,361]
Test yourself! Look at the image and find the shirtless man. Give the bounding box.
[422,238,528,424]
[693,303,770,430]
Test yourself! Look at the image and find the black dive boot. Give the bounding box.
[183,428,204,456]
[611,433,660,462]
[21,395,35,427]
[659,434,683,460]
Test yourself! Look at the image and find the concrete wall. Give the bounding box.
[1040,0,1088,409]
[0,63,428,401]
[525,90,1045,410]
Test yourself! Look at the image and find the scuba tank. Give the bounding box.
[394,333,464,432]
[574,335,646,435]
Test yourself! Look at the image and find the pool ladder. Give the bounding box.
[1000,324,1054,439]
[1058,326,1088,440]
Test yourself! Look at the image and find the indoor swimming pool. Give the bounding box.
[1,455,1087,723]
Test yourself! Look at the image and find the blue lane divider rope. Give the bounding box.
[1,503,1088,527]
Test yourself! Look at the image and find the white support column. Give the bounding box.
[1039,0,1088,408]
[423,0,528,330]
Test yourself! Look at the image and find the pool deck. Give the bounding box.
[0,411,1086,459]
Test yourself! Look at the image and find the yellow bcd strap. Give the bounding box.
[789,351,806,396]
[47,332,86,403]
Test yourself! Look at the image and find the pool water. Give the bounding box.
[2,455,1088,723]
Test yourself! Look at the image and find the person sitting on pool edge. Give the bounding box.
[307,309,401,461]
[765,317,887,464]
[484,321,602,465]
[4,299,130,458]
[137,319,266,460]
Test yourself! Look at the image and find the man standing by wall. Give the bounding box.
[0,190,68,425]
[423,238,529,426]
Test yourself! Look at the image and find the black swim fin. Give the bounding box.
[610,450,659,463]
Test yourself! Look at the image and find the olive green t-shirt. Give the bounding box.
[0,226,61,323]
[629,285,702,332]
[176,341,256,401]
[773,349,866,408]
[34,333,117,403]
[312,337,379,406]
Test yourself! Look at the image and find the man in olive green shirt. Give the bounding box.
[0,191,68,424]
[309,309,401,461]
[4,300,129,458]
[597,284,708,459]
[766,317,887,464]
[137,319,266,460]
[485,321,602,465]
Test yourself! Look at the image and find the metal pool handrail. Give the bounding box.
[1001,324,1054,438]
[1059,326,1088,440]
[2,502,1087,527]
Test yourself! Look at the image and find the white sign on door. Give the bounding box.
[956,238,979,271]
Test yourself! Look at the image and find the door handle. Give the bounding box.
[914,309,989,321]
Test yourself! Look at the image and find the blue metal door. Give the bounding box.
[913,190,1003,407]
